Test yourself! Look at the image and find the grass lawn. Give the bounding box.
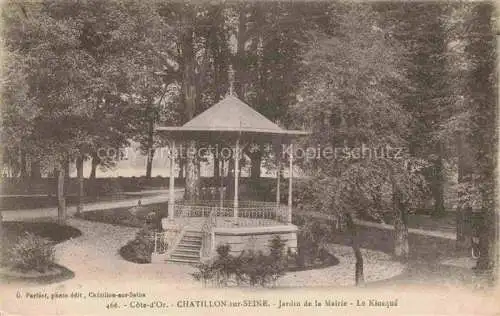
[0,192,163,211]
[329,224,461,262]
[2,221,82,246]
[294,210,496,287]
[1,221,82,283]
[81,205,482,287]
[406,212,456,234]
[296,208,456,235]
[328,224,486,287]
[379,211,456,234]
[77,202,168,228]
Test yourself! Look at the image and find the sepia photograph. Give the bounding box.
[0,1,498,315]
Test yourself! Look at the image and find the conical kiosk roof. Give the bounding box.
[156,95,308,137]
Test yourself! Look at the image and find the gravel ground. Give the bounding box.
[0,218,405,315]
[440,257,477,269]
[279,244,404,287]
[52,218,200,288]
[57,219,403,289]
[2,219,404,289]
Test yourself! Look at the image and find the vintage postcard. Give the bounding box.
[0,0,498,315]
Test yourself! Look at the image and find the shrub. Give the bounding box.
[191,261,217,286]
[193,237,287,287]
[9,232,55,273]
[119,226,154,264]
[237,245,287,287]
[211,244,238,286]
[1,237,9,267]
[269,235,286,258]
[121,177,142,192]
[237,250,268,286]
[290,178,317,210]
[243,178,315,205]
[144,208,168,231]
[295,219,331,267]
[101,180,122,195]
[192,245,238,287]
[243,178,275,202]
[267,235,287,281]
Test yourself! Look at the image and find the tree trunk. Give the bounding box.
[178,157,184,179]
[346,213,364,286]
[20,150,28,178]
[372,186,383,221]
[145,108,155,179]
[226,158,235,198]
[48,168,57,197]
[234,4,247,99]
[76,155,84,215]
[219,158,225,202]
[64,157,70,196]
[209,9,225,184]
[393,183,409,261]
[30,160,42,179]
[249,151,262,179]
[430,151,445,218]
[56,167,66,224]
[181,9,200,202]
[181,13,196,121]
[0,211,3,240]
[467,4,496,274]
[456,207,472,251]
[456,133,474,250]
[90,153,98,179]
[184,140,200,202]
[213,154,220,181]
[64,157,70,180]
[476,206,496,272]
[146,148,154,179]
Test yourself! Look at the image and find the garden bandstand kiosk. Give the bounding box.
[154,95,308,264]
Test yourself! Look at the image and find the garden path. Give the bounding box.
[0,218,406,315]
[1,189,184,222]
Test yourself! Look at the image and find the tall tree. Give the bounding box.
[230,2,307,179]
[157,2,234,201]
[437,2,478,251]
[465,3,497,271]
[2,1,97,222]
[377,3,451,218]
[2,0,173,215]
[291,2,422,283]
[430,2,497,265]
[180,5,200,201]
